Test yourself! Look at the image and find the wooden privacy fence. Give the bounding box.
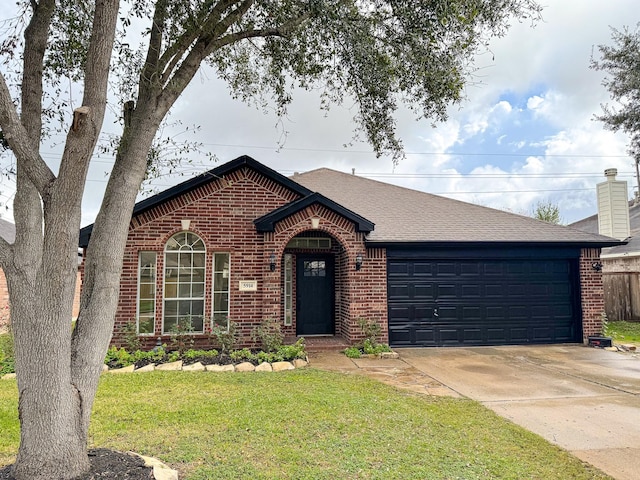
[603,273,640,322]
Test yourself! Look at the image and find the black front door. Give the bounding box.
[296,255,334,335]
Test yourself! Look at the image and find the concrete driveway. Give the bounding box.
[397,345,640,480]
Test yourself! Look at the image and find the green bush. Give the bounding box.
[101,334,306,369]
[251,318,284,352]
[104,346,134,368]
[277,338,306,360]
[363,339,392,355]
[168,317,196,354]
[344,346,361,358]
[210,319,239,353]
[229,348,256,362]
[183,349,219,360]
[357,317,382,345]
[119,320,142,352]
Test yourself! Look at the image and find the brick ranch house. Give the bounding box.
[79,156,621,349]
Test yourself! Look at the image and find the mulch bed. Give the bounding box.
[0,449,154,480]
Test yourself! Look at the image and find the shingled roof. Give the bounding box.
[293,168,621,246]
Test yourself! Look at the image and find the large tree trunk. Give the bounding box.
[9,273,89,479]
[2,1,120,478]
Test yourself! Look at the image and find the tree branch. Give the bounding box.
[22,0,55,145]
[138,0,168,100]
[0,73,55,195]
[157,0,242,82]
[54,0,119,215]
[158,0,311,109]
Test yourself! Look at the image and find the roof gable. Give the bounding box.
[254,192,374,233]
[79,155,313,247]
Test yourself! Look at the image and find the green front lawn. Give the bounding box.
[0,370,610,479]
[606,320,640,345]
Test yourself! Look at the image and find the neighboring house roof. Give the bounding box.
[0,218,15,243]
[570,201,640,256]
[293,168,621,246]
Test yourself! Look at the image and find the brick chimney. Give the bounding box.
[597,168,630,240]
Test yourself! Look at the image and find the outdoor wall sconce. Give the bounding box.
[355,253,363,271]
[269,252,277,272]
[592,262,603,272]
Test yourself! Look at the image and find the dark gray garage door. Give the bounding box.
[388,257,581,347]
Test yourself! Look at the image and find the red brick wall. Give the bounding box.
[112,166,388,349]
[114,167,301,349]
[579,247,605,342]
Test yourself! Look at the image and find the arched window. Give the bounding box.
[163,232,206,334]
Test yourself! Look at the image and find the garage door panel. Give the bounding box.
[437,284,456,297]
[412,262,434,276]
[414,284,435,299]
[509,327,530,343]
[439,328,460,344]
[485,284,504,297]
[463,328,482,342]
[437,263,457,275]
[388,257,580,347]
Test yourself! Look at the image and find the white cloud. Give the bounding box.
[527,95,544,110]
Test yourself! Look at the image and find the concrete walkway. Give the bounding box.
[308,345,640,480]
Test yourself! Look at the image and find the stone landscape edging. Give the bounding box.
[103,358,309,374]
[1,358,308,380]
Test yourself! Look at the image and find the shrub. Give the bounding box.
[251,318,284,353]
[256,351,280,364]
[169,317,195,354]
[344,346,361,359]
[210,319,239,354]
[362,339,392,355]
[229,348,255,362]
[357,317,382,346]
[104,346,134,369]
[183,349,219,361]
[277,338,306,361]
[119,320,142,352]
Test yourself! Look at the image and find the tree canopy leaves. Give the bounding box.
[5,0,542,163]
[592,24,640,162]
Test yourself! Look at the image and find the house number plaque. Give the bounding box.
[239,280,258,291]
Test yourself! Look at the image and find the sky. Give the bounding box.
[2,0,640,227]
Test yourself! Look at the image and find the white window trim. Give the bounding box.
[136,251,157,336]
[284,253,293,326]
[162,232,206,334]
[212,252,231,330]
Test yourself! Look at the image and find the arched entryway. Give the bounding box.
[282,231,348,338]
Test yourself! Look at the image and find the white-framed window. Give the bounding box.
[163,232,206,334]
[284,254,293,326]
[137,251,156,335]
[212,253,230,330]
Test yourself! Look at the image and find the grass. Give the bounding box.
[0,369,611,479]
[605,320,640,344]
